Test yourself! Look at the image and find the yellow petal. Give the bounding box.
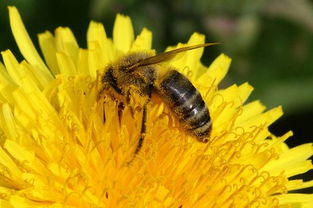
[0,61,13,83]
[131,28,152,52]
[0,146,22,178]
[87,21,115,64]
[87,21,107,42]
[1,50,21,85]
[77,49,90,75]
[284,160,313,177]
[263,143,313,175]
[240,106,283,129]
[198,53,231,87]
[0,197,11,208]
[38,31,59,75]
[238,82,254,104]
[56,52,77,75]
[8,6,53,84]
[10,195,46,208]
[287,179,313,191]
[20,61,46,89]
[55,27,79,66]
[0,59,16,104]
[1,51,45,90]
[88,49,102,79]
[277,194,313,206]
[4,140,34,164]
[184,33,206,78]
[113,14,134,53]
[11,88,37,126]
[1,103,18,140]
[237,100,266,124]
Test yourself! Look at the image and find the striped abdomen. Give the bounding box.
[158,70,212,142]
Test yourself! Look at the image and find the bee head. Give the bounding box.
[118,52,153,72]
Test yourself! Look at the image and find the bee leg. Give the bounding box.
[117,102,125,126]
[134,104,147,155]
[129,85,152,163]
[126,90,135,118]
[126,104,147,164]
[134,84,152,154]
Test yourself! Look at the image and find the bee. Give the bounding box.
[101,43,216,157]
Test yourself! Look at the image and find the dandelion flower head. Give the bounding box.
[0,6,312,208]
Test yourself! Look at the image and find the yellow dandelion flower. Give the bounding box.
[0,6,312,208]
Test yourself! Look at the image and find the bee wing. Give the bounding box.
[129,43,219,70]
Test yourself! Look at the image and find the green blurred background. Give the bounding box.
[0,0,312,188]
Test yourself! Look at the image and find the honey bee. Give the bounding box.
[101,43,216,156]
